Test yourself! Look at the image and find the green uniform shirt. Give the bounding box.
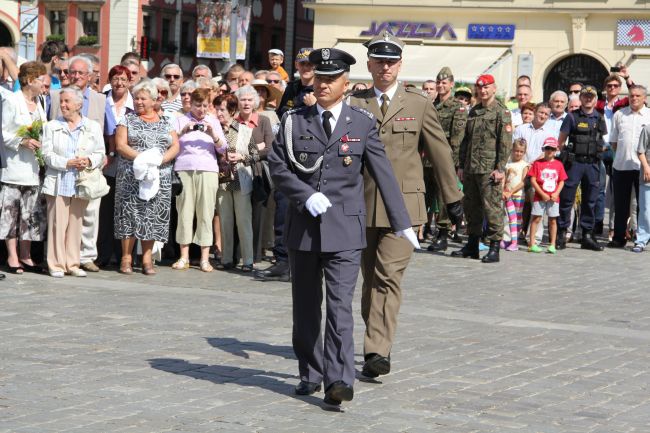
[433,97,467,168]
[459,99,513,174]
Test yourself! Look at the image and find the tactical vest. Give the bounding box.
[569,111,600,158]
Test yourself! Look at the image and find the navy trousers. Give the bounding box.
[559,161,600,231]
[612,168,640,243]
[272,190,288,262]
[289,248,361,389]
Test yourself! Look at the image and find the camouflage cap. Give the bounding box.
[436,66,453,82]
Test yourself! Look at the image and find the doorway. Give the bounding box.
[544,54,609,101]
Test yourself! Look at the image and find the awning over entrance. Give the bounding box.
[333,42,512,85]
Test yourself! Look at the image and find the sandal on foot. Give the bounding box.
[240,264,254,272]
[142,263,156,276]
[172,258,190,270]
[199,260,213,272]
[119,258,133,275]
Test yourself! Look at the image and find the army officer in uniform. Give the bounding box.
[269,48,418,408]
[348,31,463,381]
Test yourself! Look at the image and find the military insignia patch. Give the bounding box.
[322,48,330,60]
[343,156,353,166]
[341,143,350,153]
[299,153,308,162]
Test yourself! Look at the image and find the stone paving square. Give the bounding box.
[1,242,650,432]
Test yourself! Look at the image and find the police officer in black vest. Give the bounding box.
[269,48,416,408]
[557,85,607,251]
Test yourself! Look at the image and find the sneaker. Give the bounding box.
[528,245,542,253]
[68,269,87,277]
[505,243,518,252]
[49,270,64,278]
[632,243,644,253]
[547,245,557,254]
[479,242,489,251]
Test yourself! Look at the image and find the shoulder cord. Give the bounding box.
[284,113,324,174]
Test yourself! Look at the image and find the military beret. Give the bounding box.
[454,86,472,98]
[436,66,453,82]
[308,48,356,76]
[476,74,495,87]
[581,85,598,97]
[363,30,404,60]
[295,47,313,63]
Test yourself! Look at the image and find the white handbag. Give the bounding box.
[76,167,110,200]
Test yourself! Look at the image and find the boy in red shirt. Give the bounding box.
[527,137,568,253]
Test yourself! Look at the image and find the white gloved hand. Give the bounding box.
[305,192,332,217]
[396,227,421,250]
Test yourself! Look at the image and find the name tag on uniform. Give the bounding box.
[395,117,416,121]
[299,135,314,140]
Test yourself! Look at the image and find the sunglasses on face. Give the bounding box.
[267,79,280,84]
[543,146,556,151]
[165,74,181,80]
[606,83,620,88]
[569,90,581,94]
[181,92,192,97]
[158,89,169,97]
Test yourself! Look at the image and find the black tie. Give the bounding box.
[322,110,333,139]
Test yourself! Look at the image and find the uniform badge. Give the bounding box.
[341,143,350,153]
[299,153,308,162]
[322,48,330,60]
[343,156,353,166]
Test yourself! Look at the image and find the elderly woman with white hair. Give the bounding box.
[114,79,179,275]
[41,86,105,278]
[234,85,274,262]
[177,80,197,116]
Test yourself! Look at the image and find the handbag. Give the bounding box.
[218,149,237,184]
[251,160,270,204]
[76,167,110,200]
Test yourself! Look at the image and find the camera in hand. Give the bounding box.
[192,124,205,132]
[610,66,621,73]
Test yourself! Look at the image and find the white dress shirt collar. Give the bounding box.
[316,101,344,123]
[374,82,399,104]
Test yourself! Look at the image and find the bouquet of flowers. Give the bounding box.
[16,119,45,167]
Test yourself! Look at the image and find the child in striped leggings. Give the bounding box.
[502,139,529,251]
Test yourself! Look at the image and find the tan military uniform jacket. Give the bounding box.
[459,99,513,174]
[349,85,463,228]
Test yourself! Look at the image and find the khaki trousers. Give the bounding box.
[80,197,101,264]
[361,227,414,357]
[176,171,219,246]
[218,188,254,266]
[46,195,88,273]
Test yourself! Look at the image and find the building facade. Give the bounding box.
[306,0,650,99]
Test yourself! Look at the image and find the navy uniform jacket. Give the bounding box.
[268,103,412,252]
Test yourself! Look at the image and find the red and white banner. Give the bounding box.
[617,19,650,47]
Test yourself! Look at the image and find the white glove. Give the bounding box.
[396,227,421,250]
[305,192,332,217]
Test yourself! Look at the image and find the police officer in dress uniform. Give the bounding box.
[556,85,607,251]
[452,74,512,263]
[348,31,463,381]
[268,48,418,408]
[427,66,467,252]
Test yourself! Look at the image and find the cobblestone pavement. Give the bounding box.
[1,240,650,432]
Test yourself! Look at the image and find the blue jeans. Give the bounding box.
[636,179,650,246]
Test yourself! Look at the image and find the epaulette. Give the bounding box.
[404,86,429,99]
[350,105,374,119]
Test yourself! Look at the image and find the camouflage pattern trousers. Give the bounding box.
[462,172,504,241]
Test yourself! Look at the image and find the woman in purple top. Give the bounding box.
[172,88,227,272]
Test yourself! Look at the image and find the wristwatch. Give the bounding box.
[108,151,116,157]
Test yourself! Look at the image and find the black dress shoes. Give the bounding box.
[323,381,353,406]
[294,380,321,395]
[254,261,290,281]
[361,353,391,379]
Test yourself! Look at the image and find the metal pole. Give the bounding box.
[229,0,238,65]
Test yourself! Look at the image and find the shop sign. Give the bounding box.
[617,20,650,46]
[467,24,515,40]
[360,21,457,40]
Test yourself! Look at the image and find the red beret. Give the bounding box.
[475,74,495,87]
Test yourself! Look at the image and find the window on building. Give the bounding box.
[161,16,176,53]
[180,19,196,56]
[142,13,157,52]
[304,8,314,22]
[81,10,99,37]
[49,10,67,37]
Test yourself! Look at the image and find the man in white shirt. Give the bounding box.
[511,84,533,128]
[546,90,568,138]
[513,102,553,163]
[607,85,650,247]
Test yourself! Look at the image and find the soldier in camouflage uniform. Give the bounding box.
[426,67,467,252]
[452,74,512,263]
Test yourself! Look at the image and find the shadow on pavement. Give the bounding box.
[148,358,324,409]
[206,337,296,360]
